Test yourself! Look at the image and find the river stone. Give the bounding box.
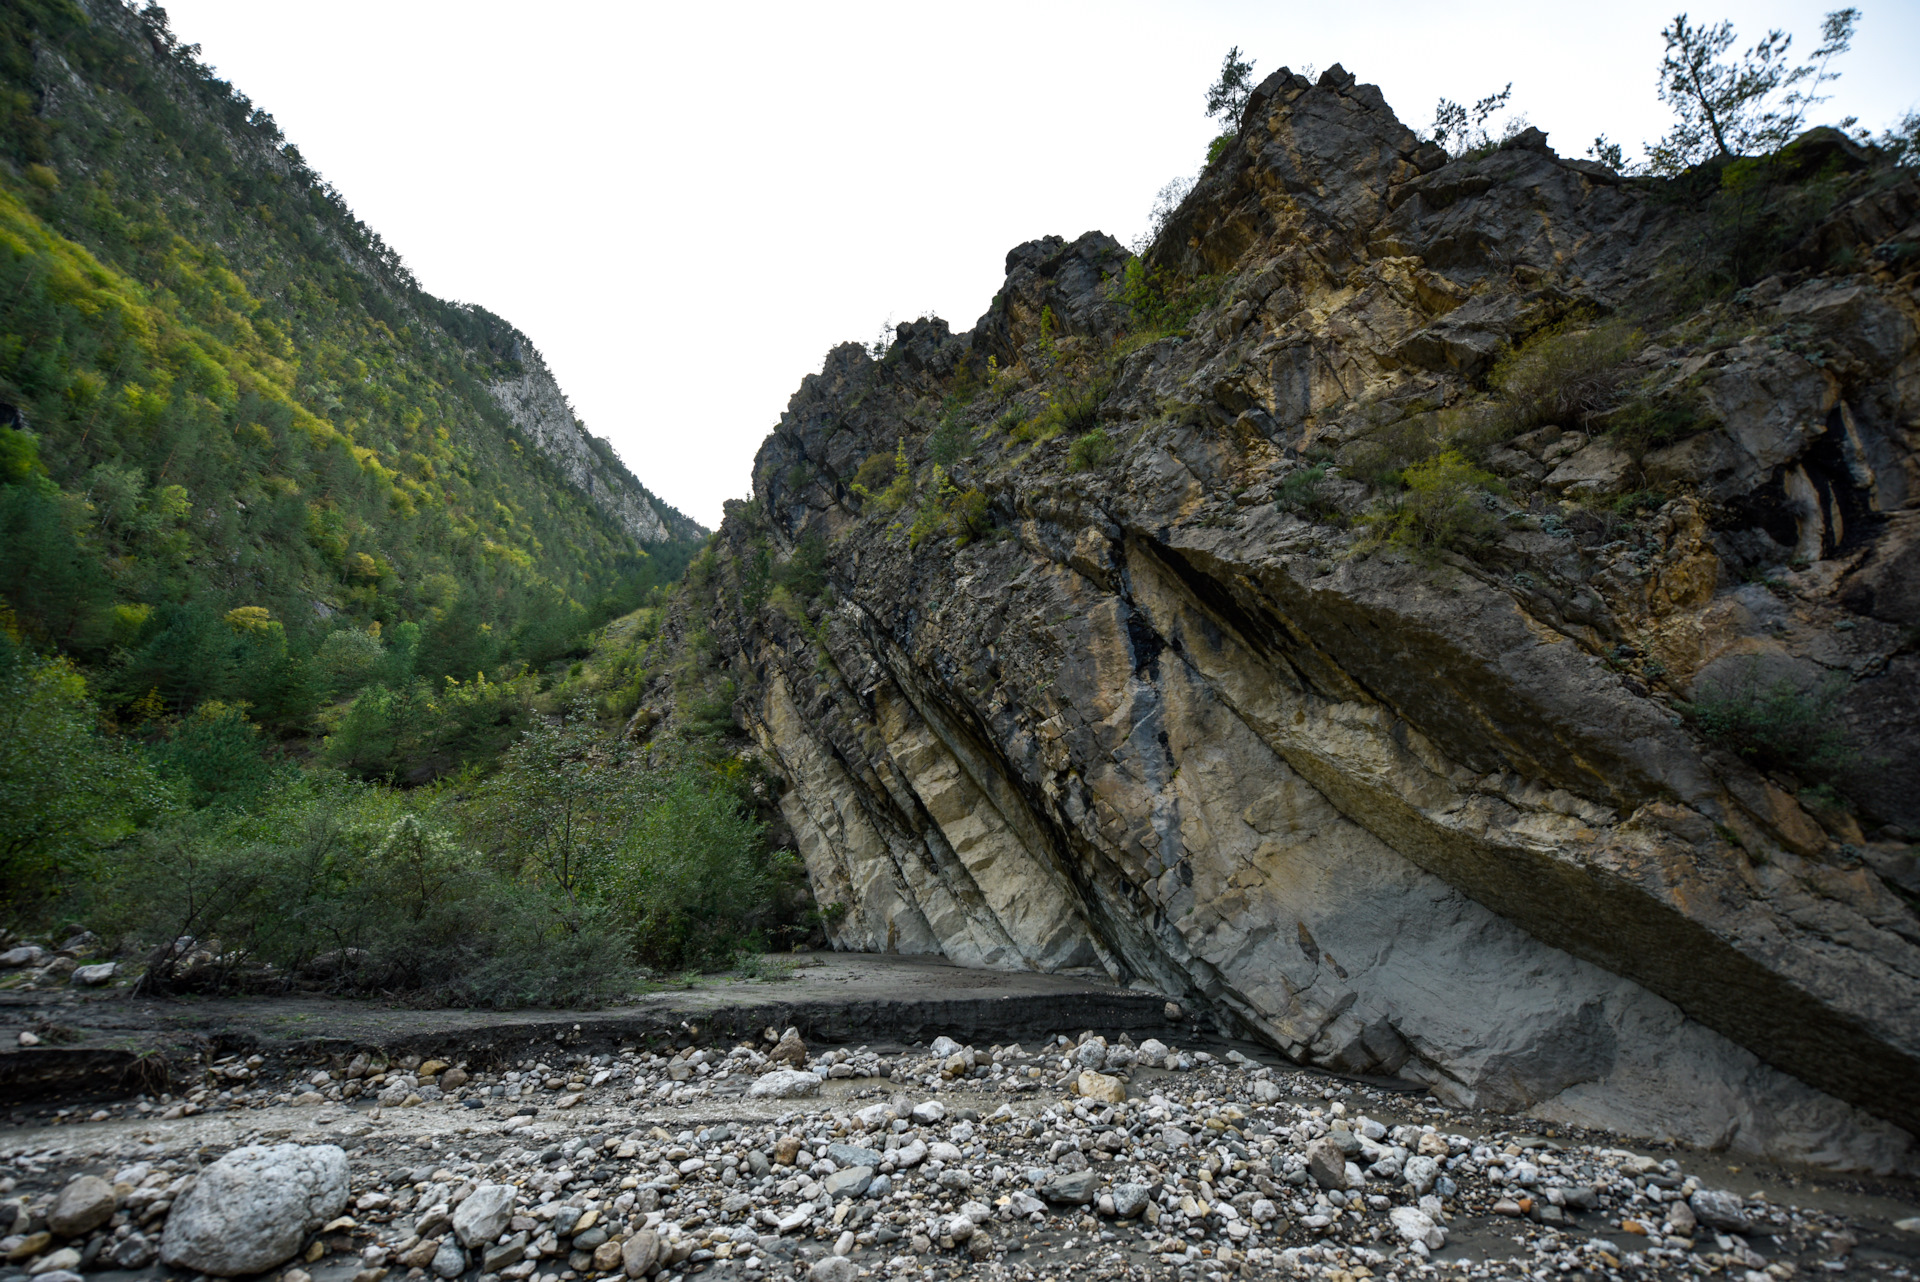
[748,1069,820,1099]
[1402,1154,1440,1194]
[824,1166,874,1199]
[1110,1183,1151,1218]
[1689,1188,1753,1232]
[48,1175,116,1236]
[806,1257,858,1282]
[621,1229,660,1278]
[1040,1169,1099,1205]
[1390,1206,1446,1250]
[430,1238,466,1278]
[826,1142,882,1169]
[107,1233,156,1269]
[71,963,117,987]
[453,1183,515,1246]
[769,1029,808,1067]
[1306,1137,1349,1190]
[160,1144,349,1276]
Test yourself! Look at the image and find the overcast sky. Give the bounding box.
[160,1,1919,529]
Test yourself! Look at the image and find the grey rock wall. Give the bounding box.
[675,66,1920,1170]
[489,348,698,545]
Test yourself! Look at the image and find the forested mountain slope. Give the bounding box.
[0,0,702,728]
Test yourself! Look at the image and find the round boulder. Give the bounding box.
[160,1144,349,1276]
[48,1175,116,1236]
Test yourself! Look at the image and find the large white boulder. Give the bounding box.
[160,1144,349,1276]
[747,1068,820,1099]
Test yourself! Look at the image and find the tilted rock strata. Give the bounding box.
[678,65,1920,1167]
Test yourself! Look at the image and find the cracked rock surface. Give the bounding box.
[660,63,1920,1166]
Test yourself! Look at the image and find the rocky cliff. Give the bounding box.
[665,66,1920,1171]
[489,342,704,545]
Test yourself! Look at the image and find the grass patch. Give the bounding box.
[1067,428,1116,471]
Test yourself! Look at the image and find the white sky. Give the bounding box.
[159,0,1919,529]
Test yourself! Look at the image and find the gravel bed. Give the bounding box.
[4,1029,1917,1281]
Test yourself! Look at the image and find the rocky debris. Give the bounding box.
[158,1143,349,1275]
[3,1029,1911,1282]
[768,1029,808,1068]
[747,1070,820,1100]
[451,1183,514,1245]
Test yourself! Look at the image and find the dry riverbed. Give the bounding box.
[4,1014,1919,1282]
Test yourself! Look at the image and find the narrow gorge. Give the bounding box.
[654,66,1920,1172]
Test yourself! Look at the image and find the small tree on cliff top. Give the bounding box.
[1646,8,1860,174]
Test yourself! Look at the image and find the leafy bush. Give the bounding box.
[106,779,632,1007]
[1687,660,1855,773]
[1482,320,1641,438]
[0,629,167,921]
[322,669,534,782]
[773,533,829,602]
[1606,393,1707,447]
[612,761,780,970]
[317,627,385,693]
[851,439,913,512]
[1360,450,1506,557]
[734,951,797,981]
[152,702,278,810]
[1067,428,1116,471]
[1016,379,1111,444]
[1115,259,1219,337]
[906,467,991,549]
[1273,464,1344,523]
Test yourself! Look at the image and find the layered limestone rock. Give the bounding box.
[489,343,702,544]
[664,66,1920,1169]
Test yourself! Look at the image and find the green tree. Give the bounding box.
[479,700,643,928]
[0,630,167,918]
[1647,8,1859,174]
[1430,84,1514,157]
[612,760,775,968]
[1205,46,1258,139]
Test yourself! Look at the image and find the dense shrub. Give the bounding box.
[0,629,166,921]
[1360,450,1506,557]
[106,779,632,1007]
[1687,660,1856,774]
[1481,320,1641,439]
[1067,428,1116,471]
[613,762,780,970]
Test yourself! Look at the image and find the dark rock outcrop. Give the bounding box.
[665,67,1920,1170]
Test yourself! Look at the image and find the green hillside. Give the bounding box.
[0,0,700,738]
[0,1,812,983]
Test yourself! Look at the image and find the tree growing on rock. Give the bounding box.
[1645,7,1860,174]
[1204,45,1258,150]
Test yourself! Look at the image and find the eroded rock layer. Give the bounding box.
[667,66,1920,1170]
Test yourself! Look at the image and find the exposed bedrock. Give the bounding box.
[667,65,1920,1170]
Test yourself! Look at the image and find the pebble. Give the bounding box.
[0,1028,1911,1282]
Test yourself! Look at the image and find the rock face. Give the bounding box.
[489,342,703,546]
[674,65,1920,1169]
[160,1144,350,1276]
